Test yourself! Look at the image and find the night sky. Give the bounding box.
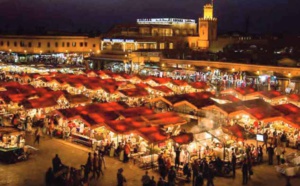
[0,0,299,34]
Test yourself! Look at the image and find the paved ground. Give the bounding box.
[0,134,300,186]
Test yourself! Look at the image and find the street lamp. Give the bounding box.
[24,50,27,62]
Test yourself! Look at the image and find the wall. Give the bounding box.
[0,35,101,54]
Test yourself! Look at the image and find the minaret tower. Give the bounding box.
[198,1,217,49]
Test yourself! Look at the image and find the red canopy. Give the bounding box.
[222,124,246,141]
[273,103,300,115]
[151,86,173,94]
[171,133,194,144]
[189,82,208,89]
[137,126,169,144]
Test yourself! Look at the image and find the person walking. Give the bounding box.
[267,144,274,165]
[157,177,165,186]
[91,152,99,180]
[34,127,41,145]
[45,167,54,186]
[149,176,156,186]
[231,152,237,178]
[192,160,200,185]
[98,153,104,177]
[175,145,181,170]
[263,131,268,150]
[242,160,248,185]
[167,166,176,186]
[117,168,126,186]
[123,142,130,163]
[206,167,215,186]
[274,146,283,165]
[83,152,92,182]
[195,172,204,186]
[257,145,263,163]
[141,171,151,186]
[52,154,62,173]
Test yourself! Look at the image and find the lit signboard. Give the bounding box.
[137,18,196,25]
[103,39,135,43]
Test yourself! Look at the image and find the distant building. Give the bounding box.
[0,3,218,58]
[100,3,218,52]
[0,34,100,55]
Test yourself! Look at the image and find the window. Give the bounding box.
[20,41,25,47]
[38,42,41,48]
[84,42,87,47]
[66,42,70,47]
[93,44,96,48]
[14,42,17,47]
[169,43,173,49]
[80,42,83,47]
[7,41,10,47]
[159,43,165,50]
[62,42,65,47]
[72,42,76,47]
[28,42,32,47]
[0,41,3,46]
[55,42,58,47]
[47,42,50,47]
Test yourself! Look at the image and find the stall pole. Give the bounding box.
[198,145,201,159]
[223,142,226,161]
[151,143,154,169]
[256,126,258,148]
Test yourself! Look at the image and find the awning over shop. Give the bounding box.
[171,133,194,144]
[273,104,300,116]
[222,124,247,141]
[150,86,173,94]
[189,82,209,90]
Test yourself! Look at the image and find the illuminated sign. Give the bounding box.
[103,39,135,43]
[137,18,196,25]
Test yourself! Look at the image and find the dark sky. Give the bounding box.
[0,0,299,34]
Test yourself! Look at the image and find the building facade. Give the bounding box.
[0,35,100,54]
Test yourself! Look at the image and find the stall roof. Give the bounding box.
[164,92,214,105]
[65,94,91,105]
[56,108,80,119]
[22,97,58,109]
[171,133,194,144]
[283,114,300,129]
[135,83,149,89]
[273,104,300,116]
[152,77,172,85]
[151,86,173,94]
[171,80,189,86]
[222,124,246,141]
[118,107,155,118]
[215,95,241,103]
[234,87,256,96]
[245,106,283,121]
[142,112,187,126]
[254,90,286,100]
[119,88,149,97]
[189,82,208,89]
[137,126,169,144]
[105,117,145,134]
[288,94,300,102]
[75,102,125,113]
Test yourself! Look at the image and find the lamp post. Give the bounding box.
[24,50,27,62]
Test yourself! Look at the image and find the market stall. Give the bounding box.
[0,127,25,163]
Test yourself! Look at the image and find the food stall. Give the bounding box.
[275,151,300,185]
[0,127,25,163]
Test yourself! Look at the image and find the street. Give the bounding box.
[0,134,299,186]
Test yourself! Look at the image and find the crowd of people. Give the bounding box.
[45,152,106,186]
